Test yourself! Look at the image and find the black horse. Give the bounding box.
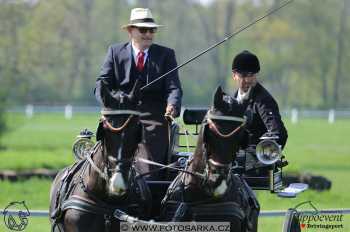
[161,86,260,232]
[49,81,152,232]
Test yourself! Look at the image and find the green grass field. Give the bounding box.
[0,113,349,231]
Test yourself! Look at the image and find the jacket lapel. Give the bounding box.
[148,45,159,82]
[120,43,132,82]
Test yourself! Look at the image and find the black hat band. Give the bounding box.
[130,18,155,24]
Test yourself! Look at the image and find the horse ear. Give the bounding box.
[97,80,126,108]
[96,121,104,141]
[128,80,141,103]
[98,80,114,107]
[213,86,225,109]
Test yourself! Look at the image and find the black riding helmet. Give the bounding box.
[232,50,260,74]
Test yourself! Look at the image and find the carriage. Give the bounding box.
[49,76,302,232]
[71,107,306,231]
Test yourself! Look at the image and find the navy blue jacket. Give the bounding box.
[95,42,182,116]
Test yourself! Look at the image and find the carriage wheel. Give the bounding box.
[282,208,301,232]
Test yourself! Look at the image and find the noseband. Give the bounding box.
[87,110,144,181]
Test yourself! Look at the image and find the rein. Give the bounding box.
[86,145,109,181]
[140,0,294,91]
[136,157,206,179]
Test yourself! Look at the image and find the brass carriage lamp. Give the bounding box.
[255,135,282,165]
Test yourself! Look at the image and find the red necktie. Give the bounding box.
[136,51,145,72]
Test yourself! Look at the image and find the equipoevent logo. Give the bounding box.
[294,201,344,230]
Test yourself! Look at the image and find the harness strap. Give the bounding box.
[61,195,115,215]
[86,150,108,181]
[51,159,87,220]
[191,201,245,220]
[61,194,116,232]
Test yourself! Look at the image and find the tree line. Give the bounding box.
[0,0,349,109]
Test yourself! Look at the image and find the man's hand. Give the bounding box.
[165,104,177,117]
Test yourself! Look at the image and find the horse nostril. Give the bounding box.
[109,172,127,196]
[108,156,117,163]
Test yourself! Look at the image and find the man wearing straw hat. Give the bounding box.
[95,8,182,180]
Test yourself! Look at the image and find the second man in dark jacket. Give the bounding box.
[231,50,288,149]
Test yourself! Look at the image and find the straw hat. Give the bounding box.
[122,8,163,29]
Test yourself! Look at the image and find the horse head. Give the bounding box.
[188,86,247,197]
[94,80,143,197]
[205,86,246,163]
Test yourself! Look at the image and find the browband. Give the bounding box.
[207,110,246,123]
[100,110,149,116]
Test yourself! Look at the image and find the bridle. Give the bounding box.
[204,109,246,165]
[87,110,144,181]
[61,110,145,231]
[100,110,145,133]
[206,110,246,138]
[201,110,246,185]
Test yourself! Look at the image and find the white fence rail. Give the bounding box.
[282,108,350,124]
[7,105,350,123]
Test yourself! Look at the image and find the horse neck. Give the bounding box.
[185,133,206,186]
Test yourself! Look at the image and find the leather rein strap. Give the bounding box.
[86,143,109,181]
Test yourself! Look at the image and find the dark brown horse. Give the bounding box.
[161,86,260,232]
[49,81,151,232]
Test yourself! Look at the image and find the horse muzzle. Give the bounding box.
[213,179,228,197]
[108,172,127,196]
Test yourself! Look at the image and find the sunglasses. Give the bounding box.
[134,27,157,34]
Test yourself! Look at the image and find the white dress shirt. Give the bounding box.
[131,42,149,65]
[236,87,251,104]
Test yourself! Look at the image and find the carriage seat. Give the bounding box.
[182,108,208,125]
[167,109,208,173]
